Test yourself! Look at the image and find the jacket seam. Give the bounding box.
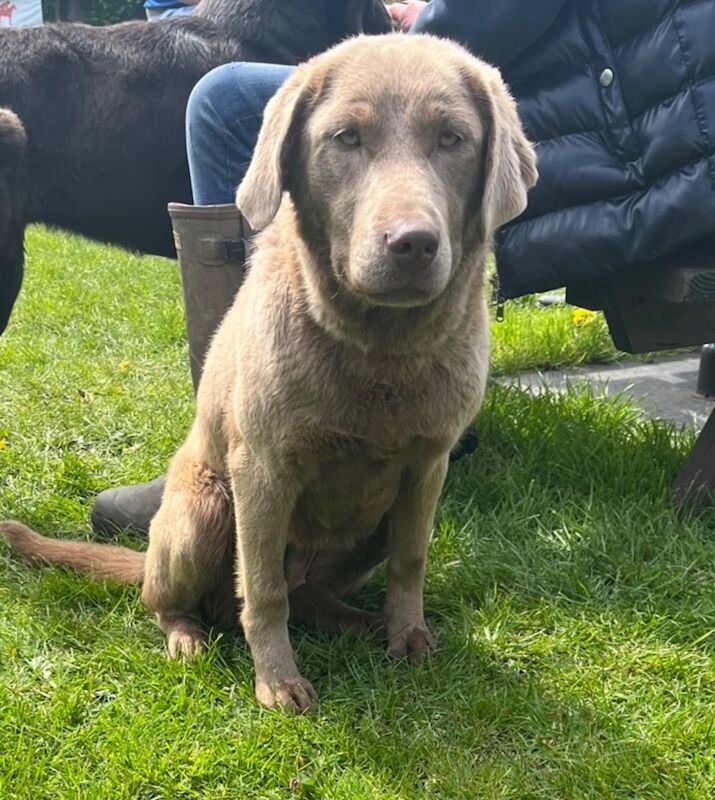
[607,0,673,51]
[607,0,705,50]
[536,127,605,147]
[509,0,713,98]
[631,74,715,125]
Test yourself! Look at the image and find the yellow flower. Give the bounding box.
[0,439,6,450]
[118,360,130,370]
[572,307,597,325]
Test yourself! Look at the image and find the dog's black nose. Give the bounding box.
[385,221,439,270]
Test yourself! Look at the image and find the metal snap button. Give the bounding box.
[599,68,614,87]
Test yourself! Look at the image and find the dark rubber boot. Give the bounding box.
[91,477,167,537]
[91,204,250,537]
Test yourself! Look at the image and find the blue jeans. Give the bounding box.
[186,63,294,205]
[145,6,195,20]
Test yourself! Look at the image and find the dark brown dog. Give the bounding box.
[0,0,390,334]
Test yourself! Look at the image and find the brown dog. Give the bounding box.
[0,0,391,335]
[2,34,537,711]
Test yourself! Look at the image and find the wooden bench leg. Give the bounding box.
[673,406,715,511]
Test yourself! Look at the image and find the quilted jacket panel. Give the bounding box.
[498,0,715,296]
[416,0,715,297]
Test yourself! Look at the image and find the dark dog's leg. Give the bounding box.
[0,214,26,336]
[0,109,28,335]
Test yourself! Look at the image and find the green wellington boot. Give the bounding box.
[91,203,251,537]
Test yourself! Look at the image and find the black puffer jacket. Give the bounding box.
[415,0,715,298]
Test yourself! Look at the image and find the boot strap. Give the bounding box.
[216,238,247,262]
[173,232,247,264]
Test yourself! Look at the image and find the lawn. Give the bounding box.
[1,227,714,799]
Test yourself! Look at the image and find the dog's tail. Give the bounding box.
[0,108,27,164]
[1,521,146,584]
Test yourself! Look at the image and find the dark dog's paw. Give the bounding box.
[449,425,479,462]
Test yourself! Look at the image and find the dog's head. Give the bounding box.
[237,34,536,319]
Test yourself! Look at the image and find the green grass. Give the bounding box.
[490,297,619,375]
[1,227,714,799]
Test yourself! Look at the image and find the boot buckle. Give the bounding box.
[196,237,246,263]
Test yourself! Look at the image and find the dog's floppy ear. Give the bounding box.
[465,61,538,237]
[236,67,317,231]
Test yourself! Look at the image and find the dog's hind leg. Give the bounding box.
[289,584,385,635]
[288,517,390,635]
[141,438,234,659]
[0,226,25,336]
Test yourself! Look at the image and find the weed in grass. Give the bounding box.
[490,294,617,375]
[490,294,693,376]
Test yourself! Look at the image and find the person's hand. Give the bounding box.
[388,1,428,32]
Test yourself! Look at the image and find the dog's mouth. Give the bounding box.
[332,245,452,309]
[346,263,451,309]
[351,284,437,309]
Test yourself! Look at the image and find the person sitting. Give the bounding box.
[92,0,715,534]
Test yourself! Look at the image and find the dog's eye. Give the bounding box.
[439,130,462,148]
[335,128,361,147]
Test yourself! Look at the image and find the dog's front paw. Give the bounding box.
[387,622,436,664]
[255,675,317,712]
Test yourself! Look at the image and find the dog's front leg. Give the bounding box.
[385,455,449,663]
[230,449,316,712]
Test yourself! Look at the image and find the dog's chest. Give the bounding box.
[290,447,406,549]
[279,366,452,548]
[330,355,481,445]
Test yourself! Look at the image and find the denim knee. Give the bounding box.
[186,62,294,205]
[187,63,243,143]
[186,62,294,152]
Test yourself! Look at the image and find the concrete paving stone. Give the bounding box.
[500,355,714,431]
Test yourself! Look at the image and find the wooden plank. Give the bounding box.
[566,240,715,510]
[653,267,715,304]
[566,281,715,353]
[567,238,715,352]
[602,295,715,353]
